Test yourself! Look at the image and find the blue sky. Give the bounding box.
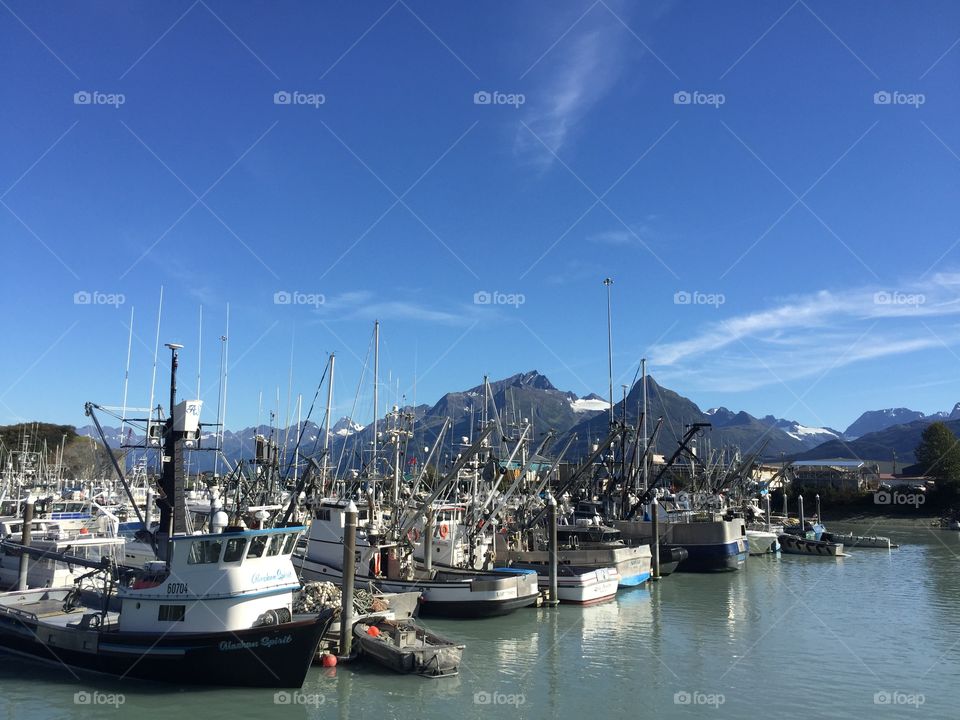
[2,0,959,434]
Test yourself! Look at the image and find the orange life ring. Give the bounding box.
[439,523,449,539]
[411,528,421,542]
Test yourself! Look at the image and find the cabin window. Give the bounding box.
[158,605,185,622]
[282,533,298,555]
[223,538,247,563]
[265,536,281,556]
[187,539,223,564]
[246,535,268,559]
[315,509,331,522]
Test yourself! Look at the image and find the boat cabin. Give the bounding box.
[119,526,304,634]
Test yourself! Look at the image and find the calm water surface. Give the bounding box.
[2,523,958,719]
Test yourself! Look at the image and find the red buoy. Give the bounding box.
[367,626,381,637]
[321,653,337,667]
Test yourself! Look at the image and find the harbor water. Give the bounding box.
[2,523,957,719]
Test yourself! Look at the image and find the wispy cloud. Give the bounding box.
[515,9,629,164]
[649,274,960,391]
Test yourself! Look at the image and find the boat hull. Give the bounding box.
[0,601,333,688]
[297,558,540,618]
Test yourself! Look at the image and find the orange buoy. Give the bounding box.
[321,653,337,667]
[367,626,381,637]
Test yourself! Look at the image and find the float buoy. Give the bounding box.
[321,653,337,667]
[367,626,381,637]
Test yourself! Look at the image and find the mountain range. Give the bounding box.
[74,369,956,471]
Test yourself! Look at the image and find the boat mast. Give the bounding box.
[603,277,614,424]
[642,358,649,493]
[322,353,334,487]
[372,320,380,478]
[157,341,186,561]
[120,305,134,443]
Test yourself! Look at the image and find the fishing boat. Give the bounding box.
[353,616,464,677]
[616,512,748,572]
[297,499,541,618]
[0,525,334,687]
[509,562,620,605]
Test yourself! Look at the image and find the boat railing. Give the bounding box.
[0,604,39,624]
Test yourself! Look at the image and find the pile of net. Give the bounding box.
[294,581,390,617]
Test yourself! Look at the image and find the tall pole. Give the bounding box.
[547,492,559,606]
[651,495,661,580]
[339,501,358,658]
[17,494,34,591]
[603,278,614,424]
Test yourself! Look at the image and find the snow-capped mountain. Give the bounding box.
[844,408,927,439]
[570,393,609,413]
[331,416,365,437]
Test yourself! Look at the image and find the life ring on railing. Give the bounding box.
[408,528,420,542]
[439,523,449,539]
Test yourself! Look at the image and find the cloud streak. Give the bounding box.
[649,274,960,392]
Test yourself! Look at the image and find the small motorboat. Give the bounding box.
[510,563,619,605]
[353,616,464,678]
[746,529,781,555]
[778,533,844,557]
